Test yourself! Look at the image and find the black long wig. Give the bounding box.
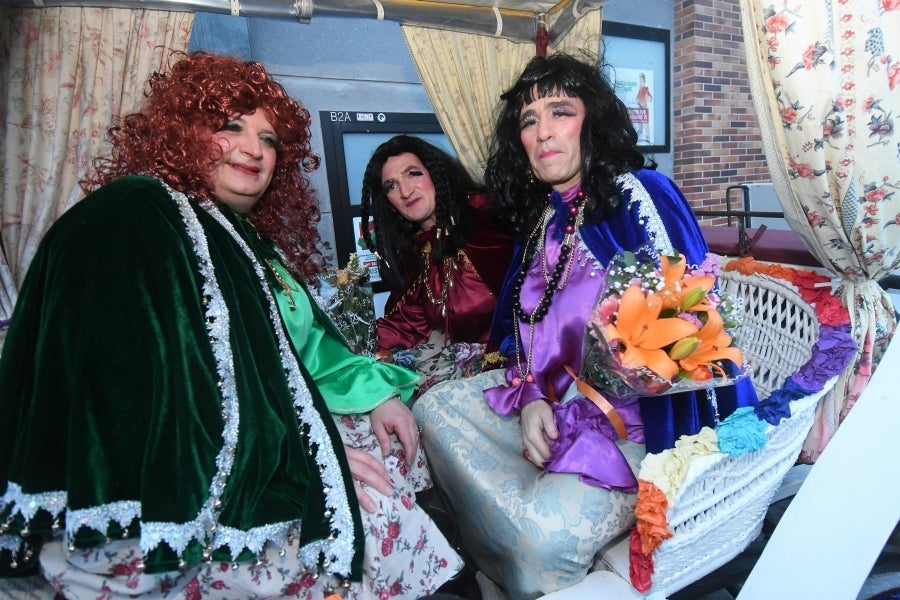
[359,135,484,290]
[484,52,654,237]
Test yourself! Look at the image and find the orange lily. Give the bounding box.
[605,284,700,380]
[658,253,716,312]
[676,308,743,377]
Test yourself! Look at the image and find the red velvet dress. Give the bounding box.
[376,193,513,391]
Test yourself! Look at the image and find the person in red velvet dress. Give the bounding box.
[359,135,514,395]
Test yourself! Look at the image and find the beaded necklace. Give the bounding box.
[511,190,585,386]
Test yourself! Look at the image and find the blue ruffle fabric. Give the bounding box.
[717,321,856,453]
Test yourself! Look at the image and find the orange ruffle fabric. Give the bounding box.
[634,480,672,554]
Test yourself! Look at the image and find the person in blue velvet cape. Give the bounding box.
[412,53,759,600]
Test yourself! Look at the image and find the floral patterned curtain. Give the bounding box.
[401,9,601,180]
[0,7,193,340]
[740,0,900,461]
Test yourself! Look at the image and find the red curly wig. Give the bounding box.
[83,51,324,280]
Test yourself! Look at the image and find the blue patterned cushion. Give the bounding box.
[414,370,644,599]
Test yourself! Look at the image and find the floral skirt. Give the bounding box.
[39,414,464,600]
[391,330,494,398]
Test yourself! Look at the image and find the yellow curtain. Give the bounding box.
[740,0,900,460]
[0,7,193,333]
[401,9,602,180]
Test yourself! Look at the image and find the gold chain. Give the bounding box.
[515,201,584,384]
[420,250,460,318]
[513,311,538,385]
[513,208,552,385]
[265,258,299,309]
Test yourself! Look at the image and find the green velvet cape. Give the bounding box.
[0,176,415,580]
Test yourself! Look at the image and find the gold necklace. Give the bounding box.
[421,250,459,318]
[513,214,551,387]
[512,191,586,386]
[541,207,583,290]
[265,258,299,310]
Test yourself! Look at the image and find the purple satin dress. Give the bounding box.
[485,185,644,492]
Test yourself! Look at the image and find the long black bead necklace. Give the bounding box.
[511,190,585,386]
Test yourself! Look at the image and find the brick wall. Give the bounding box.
[673,0,771,225]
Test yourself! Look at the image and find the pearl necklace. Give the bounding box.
[511,190,585,386]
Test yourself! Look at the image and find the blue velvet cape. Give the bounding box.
[490,169,758,453]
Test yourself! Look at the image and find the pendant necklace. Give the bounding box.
[264,258,300,310]
[237,214,300,310]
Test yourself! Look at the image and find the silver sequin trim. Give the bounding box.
[0,534,22,553]
[1,482,67,523]
[139,182,242,559]
[620,172,674,255]
[202,198,355,577]
[68,500,140,539]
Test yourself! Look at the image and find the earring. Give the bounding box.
[528,170,536,184]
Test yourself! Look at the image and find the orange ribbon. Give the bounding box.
[547,366,627,439]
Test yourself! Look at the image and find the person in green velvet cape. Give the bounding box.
[0,52,463,600]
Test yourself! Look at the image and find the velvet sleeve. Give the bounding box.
[580,169,759,452]
[578,169,711,267]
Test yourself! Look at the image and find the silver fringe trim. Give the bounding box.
[202,196,355,577]
[68,500,140,539]
[138,182,243,560]
[1,483,67,524]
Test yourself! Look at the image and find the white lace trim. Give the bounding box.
[0,180,355,577]
[619,172,675,255]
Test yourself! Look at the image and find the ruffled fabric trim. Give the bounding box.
[0,180,356,578]
[628,257,857,593]
[545,397,640,492]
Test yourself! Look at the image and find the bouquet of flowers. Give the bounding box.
[315,253,377,356]
[582,249,747,398]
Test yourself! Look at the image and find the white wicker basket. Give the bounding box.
[599,269,837,599]
[720,271,821,400]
